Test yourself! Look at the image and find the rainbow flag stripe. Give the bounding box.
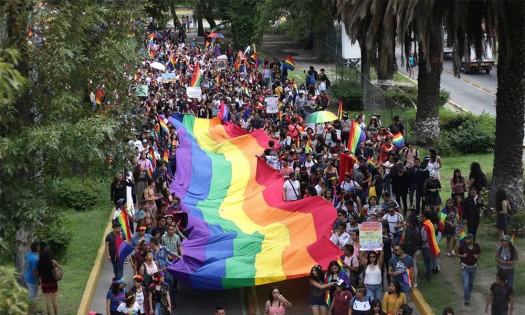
[190,62,201,87]
[347,121,366,154]
[117,210,132,241]
[423,220,440,257]
[166,114,340,289]
[392,132,405,149]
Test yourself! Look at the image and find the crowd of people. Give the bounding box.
[24,18,519,315]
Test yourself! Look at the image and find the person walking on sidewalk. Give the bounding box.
[456,233,481,306]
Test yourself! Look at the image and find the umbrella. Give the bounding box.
[150,62,166,71]
[208,32,225,39]
[305,111,339,124]
[211,23,226,33]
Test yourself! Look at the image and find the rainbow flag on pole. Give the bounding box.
[165,114,341,289]
[158,117,170,135]
[190,62,201,87]
[283,56,296,71]
[116,210,132,241]
[337,100,343,121]
[392,132,405,149]
[347,121,366,154]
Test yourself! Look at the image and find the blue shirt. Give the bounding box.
[24,252,39,284]
[106,288,126,311]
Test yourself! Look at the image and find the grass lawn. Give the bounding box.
[36,181,111,314]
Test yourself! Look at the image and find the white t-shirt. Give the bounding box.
[330,232,350,250]
[304,160,315,174]
[283,179,300,201]
[265,155,280,170]
[382,212,404,234]
[134,289,146,313]
[117,301,140,314]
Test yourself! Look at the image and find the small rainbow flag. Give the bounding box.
[283,56,296,71]
[241,84,250,96]
[148,147,157,168]
[337,100,343,121]
[167,53,176,71]
[149,49,155,59]
[190,62,201,87]
[347,121,366,154]
[219,101,229,122]
[154,123,160,135]
[305,137,311,154]
[392,132,405,149]
[403,268,412,286]
[204,40,209,49]
[116,210,132,241]
[115,235,134,269]
[163,149,169,162]
[511,232,516,245]
[216,73,220,85]
[459,222,466,246]
[145,167,153,180]
[423,219,440,257]
[158,117,169,135]
[324,288,331,306]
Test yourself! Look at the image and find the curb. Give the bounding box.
[77,213,113,315]
[412,289,435,315]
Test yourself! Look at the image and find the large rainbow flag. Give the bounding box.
[347,121,366,154]
[392,132,405,149]
[166,115,340,289]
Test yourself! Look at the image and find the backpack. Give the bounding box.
[507,200,516,215]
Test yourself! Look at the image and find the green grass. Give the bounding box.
[417,219,525,314]
[36,182,111,314]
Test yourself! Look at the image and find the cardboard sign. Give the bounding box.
[266,97,279,114]
[186,87,202,101]
[359,222,383,251]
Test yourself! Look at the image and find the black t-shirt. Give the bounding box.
[490,283,513,314]
[105,232,125,261]
[389,122,405,134]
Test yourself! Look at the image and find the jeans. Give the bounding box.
[164,272,176,307]
[461,266,477,301]
[154,303,161,315]
[366,284,383,301]
[421,247,432,280]
[112,260,123,279]
[400,282,411,302]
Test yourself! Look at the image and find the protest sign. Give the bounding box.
[359,222,383,251]
[135,85,148,97]
[186,87,202,101]
[266,97,279,114]
[161,73,176,82]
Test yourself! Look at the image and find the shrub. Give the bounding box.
[0,266,28,314]
[55,178,100,212]
[437,113,495,154]
[330,82,363,111]
[35,210,72,261]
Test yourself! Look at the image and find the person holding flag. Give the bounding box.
[105,222,133,278]
[420,210,440,282]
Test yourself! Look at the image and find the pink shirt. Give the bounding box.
[268,304,286,315]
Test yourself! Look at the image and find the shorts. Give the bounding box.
[310,294,326,306]
[27,283,38,301]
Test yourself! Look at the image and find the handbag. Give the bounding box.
[52,266,64,281]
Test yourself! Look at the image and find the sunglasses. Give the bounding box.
[369,256,377,258]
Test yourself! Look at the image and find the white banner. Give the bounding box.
[186,87,202,101]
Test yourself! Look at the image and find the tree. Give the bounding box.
[0,266,28,314]
[257,0,333,57]
[490,1,524,209]
[0,0,145,280]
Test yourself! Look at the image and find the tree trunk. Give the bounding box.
[312,31,325,58]
[15,227,32,284]
[491,1,525,211]
[197,13,204,36]
[376,23,395,89]
[358,34,371,87]
[415,34,443,144]
[200,1,216,29]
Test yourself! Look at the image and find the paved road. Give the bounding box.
[396,49,496,116]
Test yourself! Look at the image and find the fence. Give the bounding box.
[333,54,410,140]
